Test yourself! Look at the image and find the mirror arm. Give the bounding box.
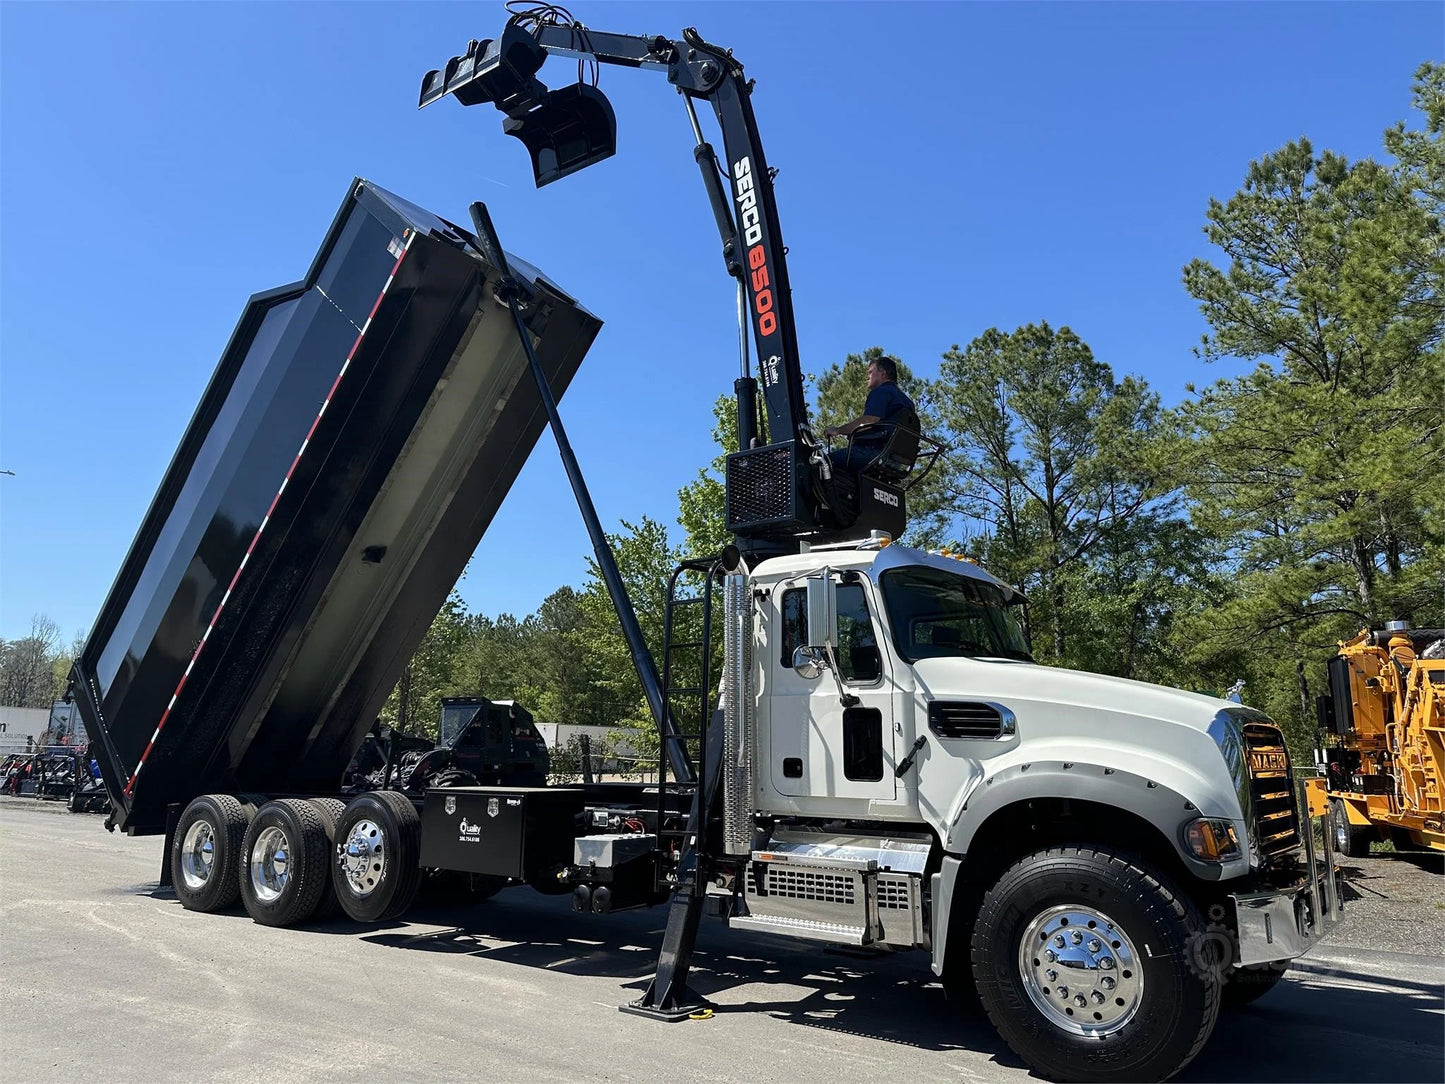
[820,641,860,708]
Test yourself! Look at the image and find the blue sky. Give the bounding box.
[0,1,1436,643]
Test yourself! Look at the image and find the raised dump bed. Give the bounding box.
[71,180,601,834]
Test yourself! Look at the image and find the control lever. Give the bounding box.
[895,735,927,778]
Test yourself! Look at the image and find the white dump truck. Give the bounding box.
[72,11,1342,1082]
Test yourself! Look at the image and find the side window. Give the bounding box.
[837,584,881,684]
[781,582,881,683]
[781,588,807,667]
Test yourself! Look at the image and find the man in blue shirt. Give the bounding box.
[823,355,914,472]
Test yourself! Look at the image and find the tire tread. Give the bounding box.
[970,845,1219,1083]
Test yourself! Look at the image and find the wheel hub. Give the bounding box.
[1018,905,1143,1037]
[249,825,291,903]
[338,819,385,898]
[179,819,216,890]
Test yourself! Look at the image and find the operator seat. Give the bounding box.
[856,408,923,484]
[824,409,940,532]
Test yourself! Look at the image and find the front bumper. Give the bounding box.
[1230,779,1343,966]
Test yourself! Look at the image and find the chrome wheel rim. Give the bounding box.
[338,819,385,898]
[1334,820,1348,851]
[179,819,215,891]
[249,825,291,903]
[1018,905,1143,1037]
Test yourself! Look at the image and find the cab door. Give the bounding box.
[769,577,896,801]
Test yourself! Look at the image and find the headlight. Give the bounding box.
[1182,817,1242,862]
[1208,710,1262,868]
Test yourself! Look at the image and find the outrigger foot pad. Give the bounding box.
[619,991,714,1022]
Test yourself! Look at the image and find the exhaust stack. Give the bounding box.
[721,562,755,856]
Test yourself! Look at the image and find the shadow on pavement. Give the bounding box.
[360,889,1024,1067]
[1184,972,1442,1083]
[125,879,1440,1082]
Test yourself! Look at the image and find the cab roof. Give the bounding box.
[751,543,1021,602]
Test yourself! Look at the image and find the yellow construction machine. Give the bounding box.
[1308,622,1445,856]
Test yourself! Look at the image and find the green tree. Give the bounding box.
[929,324,1192,671]
[577,516,678,749]
[1174,74,1444,744]
[676,396,738,559]
[0,615,63,708]
[381,592,471,737]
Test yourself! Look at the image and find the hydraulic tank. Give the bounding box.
[70,180,600,833]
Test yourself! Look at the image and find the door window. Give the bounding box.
[780,583,881,684]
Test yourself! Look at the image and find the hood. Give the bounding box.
[910,657,1232,734]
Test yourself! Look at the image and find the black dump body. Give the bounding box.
[71,180,601,834]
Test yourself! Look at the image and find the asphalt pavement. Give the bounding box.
[1,801,1440,1083]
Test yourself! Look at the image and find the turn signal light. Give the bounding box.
[1183,818,1242,862]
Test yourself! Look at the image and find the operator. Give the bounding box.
[822,355,913,472]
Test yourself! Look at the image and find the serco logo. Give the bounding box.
[872,487,900,508]
[732,156,778,338]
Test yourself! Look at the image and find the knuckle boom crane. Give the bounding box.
[419,6,929,550]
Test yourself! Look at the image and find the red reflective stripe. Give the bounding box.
[124,241,413,796]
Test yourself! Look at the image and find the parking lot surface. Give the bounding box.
[1,801,1440,1083]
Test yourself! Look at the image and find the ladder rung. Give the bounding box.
[667,686,705,696]
[669,597,706,608]
[666,641,706,651]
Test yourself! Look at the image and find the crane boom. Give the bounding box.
[420,20,811,452]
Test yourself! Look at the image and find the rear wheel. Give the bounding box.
[171,794,252,913]
[970,846,1219,1083]
[239,799,331,927]
[308,798,349,919]
[1330,799,1374,858]
[332,791,422,923]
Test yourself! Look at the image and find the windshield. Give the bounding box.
[880,566,1031,662]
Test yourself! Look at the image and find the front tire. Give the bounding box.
[971,846,1219,1083]
[171,794,252,913]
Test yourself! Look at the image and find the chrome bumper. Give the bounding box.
[1230,779,1343,966]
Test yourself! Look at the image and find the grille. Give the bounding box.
[726,444,797,528]
[1243,722,1300,861]
[877,875,911,911]
[929,701,1004,739]
[763,866,857,907]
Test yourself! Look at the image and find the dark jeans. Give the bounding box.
[830,445,882,473]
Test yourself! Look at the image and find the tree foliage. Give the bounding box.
[0,615,77,709]
[1173,80,1445,742]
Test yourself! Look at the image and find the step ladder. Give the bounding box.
[654,558,720,898]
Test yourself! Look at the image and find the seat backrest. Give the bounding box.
[864,408,921,481]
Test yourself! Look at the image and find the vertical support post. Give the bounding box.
[466,201,691,785]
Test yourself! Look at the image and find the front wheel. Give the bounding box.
[971,846,1220,1083]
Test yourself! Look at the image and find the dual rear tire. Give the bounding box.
[170,792,422,926]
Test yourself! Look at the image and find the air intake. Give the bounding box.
[928,701,1014,739]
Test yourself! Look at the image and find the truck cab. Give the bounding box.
[717,538,1341,1080]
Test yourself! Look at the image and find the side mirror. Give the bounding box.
[792,646,828,680]
[805,571,837,650]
